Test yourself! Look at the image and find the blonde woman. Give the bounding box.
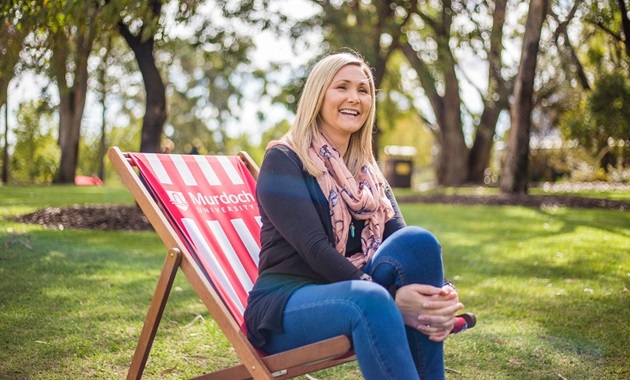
[244,52,468,380]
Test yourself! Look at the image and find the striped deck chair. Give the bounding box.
[108,147,355,380]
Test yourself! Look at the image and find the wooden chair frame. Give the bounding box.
[108,147,355,380]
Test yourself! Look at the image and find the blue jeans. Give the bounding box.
[262,227,445,380]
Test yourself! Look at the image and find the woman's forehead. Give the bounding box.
[331,64,370,83]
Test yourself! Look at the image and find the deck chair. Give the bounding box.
[108,147,355,380]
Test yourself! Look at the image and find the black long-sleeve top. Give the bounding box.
[244,145,406,347]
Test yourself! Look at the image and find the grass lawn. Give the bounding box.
[0,185,629,379]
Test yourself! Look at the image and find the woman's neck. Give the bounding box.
[320,130,350,157]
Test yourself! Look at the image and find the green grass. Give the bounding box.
[1,185,629,379]
[0,185,134,216]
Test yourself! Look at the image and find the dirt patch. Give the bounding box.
[11,205,153,231]
[9,193,629,231]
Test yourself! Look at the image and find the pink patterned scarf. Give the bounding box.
[269,133,394,269]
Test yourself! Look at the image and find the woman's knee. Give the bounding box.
[371,226,444,287]
[350,281,399,319]
[397,226,441,253]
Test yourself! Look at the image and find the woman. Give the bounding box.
[244,52,466,380]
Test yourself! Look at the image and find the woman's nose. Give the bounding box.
[347,90,359,103]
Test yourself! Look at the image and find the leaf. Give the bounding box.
[159,364,178,376]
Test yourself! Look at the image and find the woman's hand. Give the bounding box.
[348,252,368,269]
[395,284,464,342]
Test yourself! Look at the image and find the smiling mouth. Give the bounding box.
[340,109,359,116]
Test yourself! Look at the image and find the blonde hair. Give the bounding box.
[285,52,382,179]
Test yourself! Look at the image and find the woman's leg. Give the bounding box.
[363,226,446,380]
[262,281,420,380]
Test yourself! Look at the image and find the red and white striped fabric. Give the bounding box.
[129,153,261,328]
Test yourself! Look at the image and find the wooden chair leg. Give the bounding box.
[190,336,353,380]
[127,249,182,380]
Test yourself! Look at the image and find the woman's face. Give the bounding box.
[318,64,372,146]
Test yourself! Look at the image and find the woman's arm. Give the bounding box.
[257,147,362,282]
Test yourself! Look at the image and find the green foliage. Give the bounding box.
[10,99,59,184]
[559,71,630,172]
[588,71,630,141]
[580,0,630,72]
[250,118,291,164]
[162,32,256,154]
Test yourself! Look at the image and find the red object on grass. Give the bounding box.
[74,175,103,186]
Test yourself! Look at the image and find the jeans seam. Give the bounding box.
[410,329,426,379]
[369,258,408,286]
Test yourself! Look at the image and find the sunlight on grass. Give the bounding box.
[1,186,629,379]
[0,185,134,216]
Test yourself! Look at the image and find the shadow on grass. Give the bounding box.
[412,205,630,378]
[0,227,224,379]
[2,202,629,379]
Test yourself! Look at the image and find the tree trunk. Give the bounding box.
[56,92,82,183]
[500,0,549,194]
[2,98,8,184]
[97,37,111,181]
[98,80,107,181]
[468,106,503,183]
[437,84,468,186]
[117,0,166,153]
[431,44,468,186]
[372,59,386,161]
[468,0,508,183]
[54,30,94,184]
[402,39,468,186]
[0,22,24,184]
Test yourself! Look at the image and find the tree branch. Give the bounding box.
[618,0,630,59]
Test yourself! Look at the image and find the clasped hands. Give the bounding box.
[395,284,464,342]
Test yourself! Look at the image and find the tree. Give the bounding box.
[275,0,417,158]
[552,0,630,174]
[12,99,59,184]
[620,0,630,60]
[501,0,550,194]
[279,0,514,183]
[115,0,166,153]
[4,1,101,184]
[0,2,32,109]
[467,0,511,183]
[96,37,112,181]
[586,0,630,64]
[560,71,630,168]
[400,1,467,186]
[47,1,99,183]
[162,31,256,154]
[0,2,36,183]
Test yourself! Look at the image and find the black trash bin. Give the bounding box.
[383,146,416,188]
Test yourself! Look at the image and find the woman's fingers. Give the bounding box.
[416,320,454,342]
[417,314,457,330]
[422,299,464,313]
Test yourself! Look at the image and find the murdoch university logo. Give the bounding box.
[166,190,189,211]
